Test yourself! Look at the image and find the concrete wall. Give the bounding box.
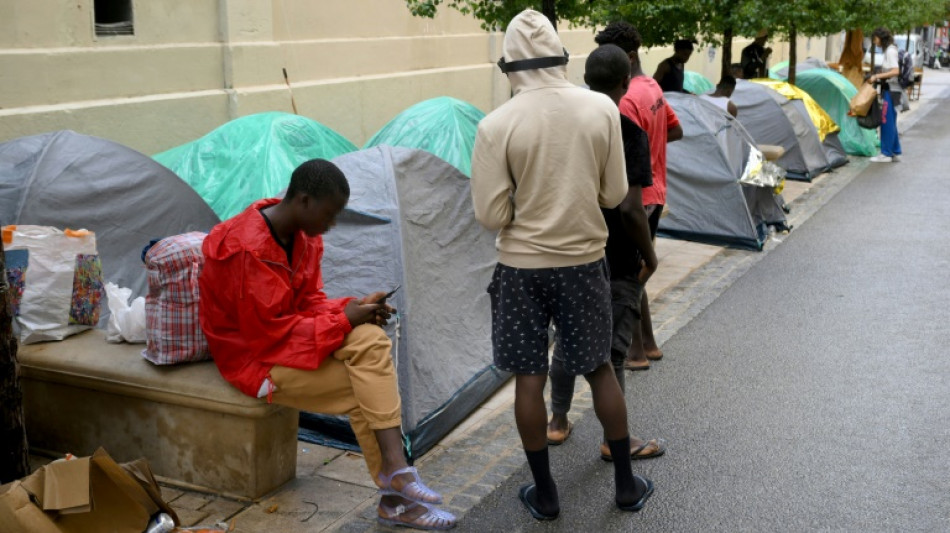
[1,1,834,155]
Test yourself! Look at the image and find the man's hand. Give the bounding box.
[344,299,385,327]
[355,292,396,326]
[638,257,658,284]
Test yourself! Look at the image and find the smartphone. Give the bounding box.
[380,285,400,304]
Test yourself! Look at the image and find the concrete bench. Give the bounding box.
[17,329,298,500]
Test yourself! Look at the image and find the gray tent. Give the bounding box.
[731,80,832,181]
[659,93,788,250]
[0,131,221,298]
[300,145,508,459]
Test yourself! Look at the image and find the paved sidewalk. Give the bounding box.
[35,68,950,532]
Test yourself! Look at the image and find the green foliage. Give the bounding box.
[403,0,596,31]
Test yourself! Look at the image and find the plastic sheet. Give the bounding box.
[740,148,788,188]
[364,97,484,177]
[154,112,357,220]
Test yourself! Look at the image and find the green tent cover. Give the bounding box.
[684,71,715,95]
[154,112,357,220]
[364,97,485,177]
[775,69,878,156]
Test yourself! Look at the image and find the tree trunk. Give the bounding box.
[788,23,798,85]
[0,245,30,483]
[721,26,734,80]
[542,0,557,31]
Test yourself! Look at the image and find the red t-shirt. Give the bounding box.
[619,76,680,207]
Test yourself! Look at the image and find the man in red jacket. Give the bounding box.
[198,159,456,531]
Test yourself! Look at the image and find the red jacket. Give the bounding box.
[198,198,353,397]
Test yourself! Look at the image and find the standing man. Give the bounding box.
[595,21,683,372]
[653,39,695,92]
[741,30,772,79]
[472,10,655,521]
[546,44,667,462]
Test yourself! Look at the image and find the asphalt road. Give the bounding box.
[459,100,950,531]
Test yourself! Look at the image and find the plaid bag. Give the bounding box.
[143,232,210,365]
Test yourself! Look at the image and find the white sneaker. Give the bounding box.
[892,155,901,162]
[869,155,893,163]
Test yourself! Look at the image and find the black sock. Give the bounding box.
[524,448,559,515]
[607,436,643,506]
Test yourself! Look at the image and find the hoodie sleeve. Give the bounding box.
[471,125,515,231]
[599,110,629,209]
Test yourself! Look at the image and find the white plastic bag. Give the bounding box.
[105,282,146,343]
[2,225,104,344]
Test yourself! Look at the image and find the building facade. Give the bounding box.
[1,1,835,155]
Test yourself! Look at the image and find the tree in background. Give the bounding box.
[404,0,596,30]
[590,0,764,80]
[0,246,29,483]
[745,0,848,85]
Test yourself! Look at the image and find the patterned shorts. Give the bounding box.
[487,259,612,376]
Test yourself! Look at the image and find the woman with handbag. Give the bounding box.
[867,27,902,163]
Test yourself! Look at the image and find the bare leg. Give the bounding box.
[624,289,650,370]
[640,289,663,360]
[583,363,644,505]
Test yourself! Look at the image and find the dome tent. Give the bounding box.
[684,70,715,94]
[659,93,788,250]
[296,146,507,460]
[731,80,831,181]
[364,97,485,177]
[0,131,220,299]
[154,112,357,220]
[754,79,849,170]
[769,57,830,79]
[776,69,878,156]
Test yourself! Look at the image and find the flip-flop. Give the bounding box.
[600,438,667,462]
[546,421,573,446]
[617,475,655,512]
[518,484,559,521]
[624,360,651,371]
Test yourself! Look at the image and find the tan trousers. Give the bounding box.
[269,324,401,483]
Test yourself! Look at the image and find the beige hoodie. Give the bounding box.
[471,9,627,269]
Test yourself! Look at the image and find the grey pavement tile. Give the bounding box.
[296,441,344,478]
[174,508,211,527]
[231,476,376,532]
[170,492,214,511]
[317,451,377,489]
[199,497,249,523]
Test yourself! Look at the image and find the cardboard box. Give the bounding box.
[0,448,178,533]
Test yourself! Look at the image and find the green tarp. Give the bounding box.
[154,112,357,220]
[364,97,484,177]
[684,71,715,95]
[784,70,878,156]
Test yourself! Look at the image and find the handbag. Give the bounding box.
[856,96,882,129]
[850,82,879,117]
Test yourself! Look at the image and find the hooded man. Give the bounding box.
[471,9,655,521]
